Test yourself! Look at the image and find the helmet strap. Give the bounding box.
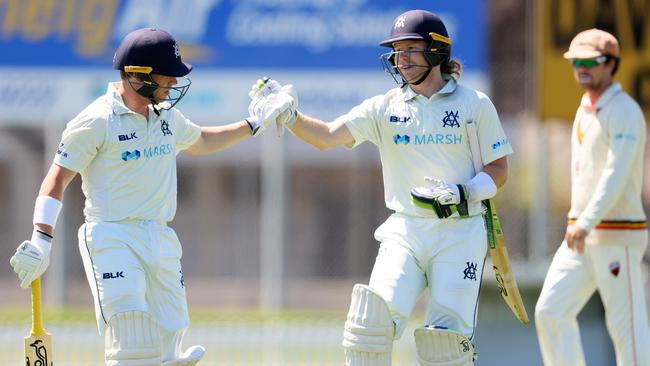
[409,66,433,85]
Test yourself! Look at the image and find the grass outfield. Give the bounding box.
[0,307,422,365]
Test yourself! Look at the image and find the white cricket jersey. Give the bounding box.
[54,83,202,223]
[340,77,512,218]
[569,82,647,233]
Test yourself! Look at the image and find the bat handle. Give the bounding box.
[30,277,46,336]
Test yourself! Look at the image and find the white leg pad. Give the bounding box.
[414,326,475,366]
[342,284,394,366]
[162,345,206,366]
[105,311,162,366]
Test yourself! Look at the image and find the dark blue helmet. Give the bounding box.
[380,10,451,66]
[113,28,192,110]
[113,28,192,77]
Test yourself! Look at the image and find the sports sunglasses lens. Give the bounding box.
[572,59,598,68]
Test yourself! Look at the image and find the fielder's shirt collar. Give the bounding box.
[580,82,622,111]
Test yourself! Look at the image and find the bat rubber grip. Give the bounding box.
[31,278,46,336]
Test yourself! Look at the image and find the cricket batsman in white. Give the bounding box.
[249,9,512,365]
[535,29,649,366]
[9,28,293,365]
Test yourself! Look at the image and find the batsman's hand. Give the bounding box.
[10,231,52,288]
[411,178,468,219]
[248,77,299,135]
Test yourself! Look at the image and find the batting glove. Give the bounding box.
[246,92,295,136]
[249,77,299,135]
[411,178,469,218]
[10,230,52,288]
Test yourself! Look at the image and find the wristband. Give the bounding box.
[465,172,497,202]
[31,229,53,252]
[33,195,63,227]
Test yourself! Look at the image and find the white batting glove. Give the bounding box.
[411,178,469,218]
[249,78,299,135]
[246,92,295,136]
[10,230,52,288]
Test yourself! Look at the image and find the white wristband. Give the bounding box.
[465,172,497,202]
[33,196,63,227]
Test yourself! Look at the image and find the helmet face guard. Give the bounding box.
[123,66,191,110]
[380,34,451,85]
[379,10,452,85]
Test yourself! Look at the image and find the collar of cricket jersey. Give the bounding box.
[580,82,622,112]
[107,82,133,115]
[402,75,457,101]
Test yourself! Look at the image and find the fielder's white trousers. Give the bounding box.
[535,239,650,366]
[368,213,487,339]
[78,220,190,357]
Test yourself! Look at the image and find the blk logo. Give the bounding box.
[442,110,460,128]
[389,115,411,124]
[56,143,68,158]
[103,271,124,279]
[463,262,478,281]
[118,132,138,142]
[161,120,173,136]
[121,150,141,161]
[393,134,410,145]
[609,261,621,277]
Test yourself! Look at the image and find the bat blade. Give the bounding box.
[24,332,53,366]
[485,200,530,324]
[24,278,54,365]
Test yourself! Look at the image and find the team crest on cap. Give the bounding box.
[173,42,180,58]
[609,261,621,277]
[394,15,406,29]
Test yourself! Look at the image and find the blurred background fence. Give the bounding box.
[1,0,649,365]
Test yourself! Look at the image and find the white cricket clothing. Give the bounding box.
[569,82,647,237]
[56,83,201,360]
[337,77,503,347]
[54,83,202,223]
[79,220,189,337]
[537,82,650,366]
[341,78,512,218]
[369,213,487,339]
[536,242,649,366]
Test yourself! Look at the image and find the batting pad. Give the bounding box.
[414,326,475,366]
[162,345,206,366]
[105,311,162,366]
[342,284,395,365]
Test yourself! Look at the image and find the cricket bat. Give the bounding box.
[25,277,53,366]
[484,199,529,324]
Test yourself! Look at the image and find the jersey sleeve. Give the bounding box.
[172,109,202,153]
[575,98,647,231]
[474,92,513,164]
[53,115,106,173]
[340,95,384,148]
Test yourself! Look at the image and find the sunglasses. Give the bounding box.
[570,56,608,69]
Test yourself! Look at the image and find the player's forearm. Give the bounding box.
[289,113,353,151]
[186,122,251,155]
[482,157,508,188]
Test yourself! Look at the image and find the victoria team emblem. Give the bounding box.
[161,120,173,136]
[463,262,478,281]
[442,110,460,128]
[394,15,406,29]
